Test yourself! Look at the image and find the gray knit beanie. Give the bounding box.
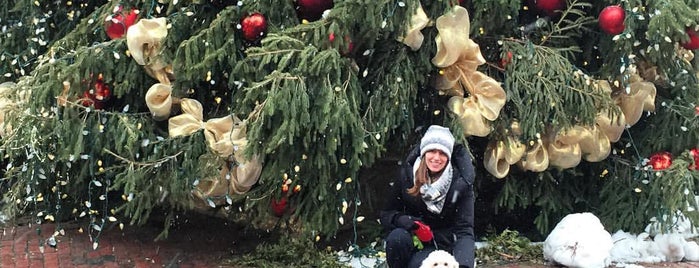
[420,125,455,159]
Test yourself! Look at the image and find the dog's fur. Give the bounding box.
[420,250,459,268]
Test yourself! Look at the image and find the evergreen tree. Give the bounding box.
[0,0,698,246]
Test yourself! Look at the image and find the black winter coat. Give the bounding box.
[380,143,476,267]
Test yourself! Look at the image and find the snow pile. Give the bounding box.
[543,211,699,268]
[543,212,614,268]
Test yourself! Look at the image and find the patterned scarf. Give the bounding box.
[413,157,453,214]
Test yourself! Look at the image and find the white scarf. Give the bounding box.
[413,157,453,214]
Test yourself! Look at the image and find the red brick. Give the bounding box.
[43,252,59,266]
[2,259,15,268]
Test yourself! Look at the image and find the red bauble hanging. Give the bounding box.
[295,0,334,22]
[500,51,513,68]
[690,148,699,170]
[328,33,354,56]
[534,0,565,16]
[81,74,111,109]
[648,151,672,171]
[599,5,625,35]
[271,197,288,217]
[681,28,699,50]
[240,13,268,42]
[104,7,139,40]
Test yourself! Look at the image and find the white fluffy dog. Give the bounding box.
[420,250,459,268]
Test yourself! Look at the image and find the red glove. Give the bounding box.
[413,221,433,242]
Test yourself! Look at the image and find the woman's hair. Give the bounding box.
[407,159,443,196]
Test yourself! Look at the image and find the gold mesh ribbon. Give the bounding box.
[145,83,174,121]
[126,17,173,84]
[546,128,583,169]
[615,74,656,126]
[517,139,549,172]
[0,82,18,137]
[484,136,526,178]
[575,126,611,162]
[432,6,506,136]
[398,3,429,51]
[595,110,625,143]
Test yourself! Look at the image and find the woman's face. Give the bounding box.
[424,149,449,173]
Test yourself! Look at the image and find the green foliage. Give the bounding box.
[476,229,544,266]
[500,40,617,141]
[599,151,699,234]
[227,235,349,268]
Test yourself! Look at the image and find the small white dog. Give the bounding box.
[420,250,459,268]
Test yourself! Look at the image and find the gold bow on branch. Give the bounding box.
[168,98,262,198]
[398,3,430,51]
[431,6,506,137]
[126,17,173,84]
[168,98,247,158]
[193,156,263,208]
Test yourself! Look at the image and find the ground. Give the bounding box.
[4,212,699,268]
[0,212,266,267]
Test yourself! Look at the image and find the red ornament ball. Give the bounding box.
[270,197,288,217]
[681,28,699,50]
[104,8,139,40]
[81,74,111,109]
[295,0,334,22]
[240,13,268,42]
[534,0,565,16]
[500,51,513,68]
[599,5,625,35]
[648,151,672,171]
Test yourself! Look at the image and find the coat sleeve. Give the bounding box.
[452,184,476,268]
[379,146,420,230]
[451,144,476,268]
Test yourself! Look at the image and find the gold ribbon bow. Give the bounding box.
[168,98,262,198]
[193,155,263,208]
[126,17,173,83]
[398,3,430,51]
[432,6,506,136]
[168,98,247,158]
[448,97,491,137]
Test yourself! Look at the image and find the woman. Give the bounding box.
[380,125,476,268]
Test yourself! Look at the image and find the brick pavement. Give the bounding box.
[0,215,246,268]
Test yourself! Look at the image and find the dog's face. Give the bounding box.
[420,250,459,268]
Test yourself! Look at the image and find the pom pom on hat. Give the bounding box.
[420,125,455,159]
